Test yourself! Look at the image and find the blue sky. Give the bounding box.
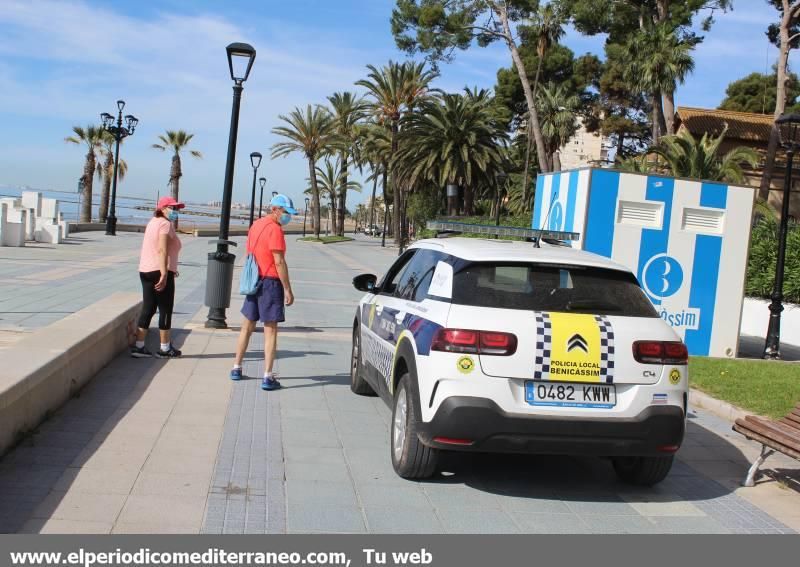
[0,0,789,208]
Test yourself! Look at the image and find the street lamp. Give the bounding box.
[204,41,256,329]
[77,177,85,222]
[495,170,508,228]
[248,151,262,226]
[763,113,800,359]
[100,100,138,235]
[258,177,266,218]
[303,197,310,237]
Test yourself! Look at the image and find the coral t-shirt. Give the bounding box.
[247,216,286,278]
[139,217,182,273]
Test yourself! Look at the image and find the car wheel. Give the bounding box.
[350,327,375,396]
[612,455,674,486]
[390,372,439,479]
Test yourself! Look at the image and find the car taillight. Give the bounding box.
[431,328,517,356]
[633,341,688,364]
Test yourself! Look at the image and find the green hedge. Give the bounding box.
[745,219,800,304]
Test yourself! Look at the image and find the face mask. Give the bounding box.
[278,213,291,226]
[167,210,179,222]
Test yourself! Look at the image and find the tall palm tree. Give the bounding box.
[356,61,437,244]
[522,3,566,198]
[272,105,336,239]
[394,93,508,216]
[152,130,203,208]
[537,82,581,172]
[328,92,368,236]
[360,123,392,246]
[626,24,695,142]
[96,131,128,223]
[65,125,104,222]
[307,158,362,234]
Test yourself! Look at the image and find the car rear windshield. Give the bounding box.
[451,262,658,317]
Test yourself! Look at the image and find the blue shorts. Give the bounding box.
[241,277,285,323]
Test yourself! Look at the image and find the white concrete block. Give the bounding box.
[59,213,70,238]
[2,208,26,247]
[35,223,62,244]
[21,191,42,217]
[40,197,59,219]
[24,208,36,240]
[0,203,6,243]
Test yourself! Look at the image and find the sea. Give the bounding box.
[0,184,251,229]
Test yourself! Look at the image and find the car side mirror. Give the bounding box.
[353,273,377,292]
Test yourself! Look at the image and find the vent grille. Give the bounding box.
[682,208,725,234]
[617,201,663,228]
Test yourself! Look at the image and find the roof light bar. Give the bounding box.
[426,220,579,242]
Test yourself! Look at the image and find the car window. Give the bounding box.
[395,249,439,302]
[451,262,659,317]
[378,250,417,296]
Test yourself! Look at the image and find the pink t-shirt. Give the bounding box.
[139,217,182,273]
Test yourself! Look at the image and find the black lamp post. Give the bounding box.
[303,197,310,237]
[258,177,266,218]
[763,113,800,359]
[248,152,262,226]
[495,170,508,228]
[100,100,138,235]
[204,42,256,329]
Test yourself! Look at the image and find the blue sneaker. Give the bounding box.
[230,367,242,381]
[261,374,281,391]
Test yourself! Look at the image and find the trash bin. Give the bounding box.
[205,251,236,309]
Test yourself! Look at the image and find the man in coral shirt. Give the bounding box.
[231,194,296,390]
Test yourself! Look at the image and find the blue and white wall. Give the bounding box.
[533,168,755,357]
[532,169,591,248]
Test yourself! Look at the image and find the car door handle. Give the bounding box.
[375,305,383,315]
[395,312,405,323]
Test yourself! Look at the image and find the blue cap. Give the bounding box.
[270,194,297,215]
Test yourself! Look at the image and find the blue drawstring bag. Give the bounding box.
[239,227,265,295]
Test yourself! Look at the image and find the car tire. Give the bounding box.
[612,455,674,486]
[350,327,375,396]
[390,373,439,479]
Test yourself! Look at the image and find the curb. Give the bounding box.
[689,387,754,423]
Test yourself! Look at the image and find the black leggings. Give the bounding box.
[138,271,176,331]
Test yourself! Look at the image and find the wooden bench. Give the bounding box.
[732,403,800,486]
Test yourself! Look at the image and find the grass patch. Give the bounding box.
[297,236,353,244]
[689,356,800,419]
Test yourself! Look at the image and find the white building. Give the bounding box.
[557,119,611,170]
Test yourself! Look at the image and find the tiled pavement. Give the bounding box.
[0,233,799,533]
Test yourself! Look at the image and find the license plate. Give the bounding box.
[525,381,616,408]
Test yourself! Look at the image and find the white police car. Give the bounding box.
[350,228,688,486]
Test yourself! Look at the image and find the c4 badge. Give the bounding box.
[669,369,681,385]
[457,356,475,374]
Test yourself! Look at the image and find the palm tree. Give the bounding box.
[360,123,392,246]
[65,125,104,222]
[356,61,437,244]
[522,3,566,198]
[650,128,758,184]
[96,131,128,223]
[152,130,203,212]
[537,82,581,171]
[327,92,368,236]
[623,128,759,184]
[625,24,695,142]
[272,105,336,239]
[307,158,362,234]
[394,93,508,216]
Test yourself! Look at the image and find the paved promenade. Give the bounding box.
[0,234,799,533]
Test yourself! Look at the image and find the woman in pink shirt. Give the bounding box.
[131,196,184,358]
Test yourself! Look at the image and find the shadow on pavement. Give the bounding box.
[188,349,333,361]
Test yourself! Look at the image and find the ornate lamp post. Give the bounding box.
[303,197,310,237]
[248,152,262,226]
[100,100,138,235]
[204,42,256,329]
[258,177,266,218]
[763,113,800,359]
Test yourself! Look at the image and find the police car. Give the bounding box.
[350,223,688,485]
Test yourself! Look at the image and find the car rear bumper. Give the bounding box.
[416,396,685,456]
